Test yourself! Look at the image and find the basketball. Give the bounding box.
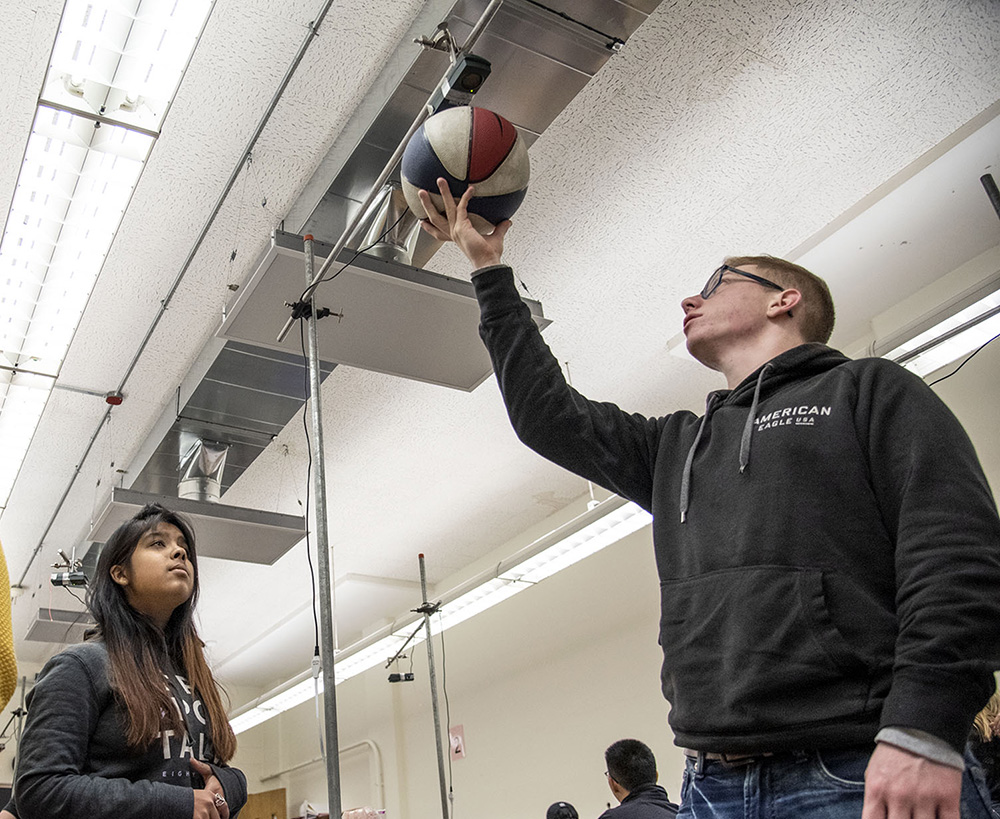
[401,106,530,233]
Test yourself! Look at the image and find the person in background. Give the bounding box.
[547,801,580,819]
[971,689,1000,817]
[7,503,246,819]
[601,739,678,818]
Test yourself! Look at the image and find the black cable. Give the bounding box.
[63,587,87,608]
[299,319,321,651]
[927,331,1000,387]
[60,588,90,643]
[292,211,411,672]
[438,613,454,801]
[295,211,408,306]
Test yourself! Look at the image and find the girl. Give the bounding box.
[11,503,246,819]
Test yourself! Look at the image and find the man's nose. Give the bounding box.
[681,294,701,313]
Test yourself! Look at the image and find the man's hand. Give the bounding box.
[863,742,962,819]
[191,757,229,819]
[417,178,510,270]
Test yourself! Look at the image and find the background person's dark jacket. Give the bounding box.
[598,783,679,818]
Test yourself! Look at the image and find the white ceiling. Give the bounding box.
[2,0,999,707]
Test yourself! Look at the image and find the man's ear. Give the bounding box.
[768,288,801,319]
[109,564,129,587]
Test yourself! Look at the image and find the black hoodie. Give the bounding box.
[473,264,1000,754]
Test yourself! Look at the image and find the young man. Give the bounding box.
[420,180,1000,818]
[602,739,679,818]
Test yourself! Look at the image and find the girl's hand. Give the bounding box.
[192,789,222,819]
[190,757,228,819]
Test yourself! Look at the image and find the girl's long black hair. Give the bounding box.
[86,503,236,760]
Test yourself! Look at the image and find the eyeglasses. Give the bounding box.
[701,264,785,299]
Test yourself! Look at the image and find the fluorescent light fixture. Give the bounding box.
[0,370,51,507]
[875,269,1000,378]
[40,0,214,132]
[883,290,1000,377]
[0,0,214,510]
[229,676,317,734]
[228,497,653,733]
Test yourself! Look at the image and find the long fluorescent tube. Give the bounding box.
[228,497,652,734]
[874,268,1000,379]
[0,0,214,511]
[40,0,213,132]
[883,289,1000,377]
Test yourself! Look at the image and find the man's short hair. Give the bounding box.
[605,738,657,792]
[725,254,836,344]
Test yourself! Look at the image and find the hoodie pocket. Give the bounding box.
[658,565,871,738]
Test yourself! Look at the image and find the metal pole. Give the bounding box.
[303,234,343,818]
[419,553,450,819]
[276,0,505,344]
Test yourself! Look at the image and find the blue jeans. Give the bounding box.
[676,746,994,819]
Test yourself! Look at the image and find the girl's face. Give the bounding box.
[110,521,195,629]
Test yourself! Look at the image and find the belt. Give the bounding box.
[683,748,776,767]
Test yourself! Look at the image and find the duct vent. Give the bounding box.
[219,230,550,391]
[25,608,96,644]
[88,488,306,565]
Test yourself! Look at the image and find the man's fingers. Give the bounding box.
[418,219,448,241]
[492,219,512,242]
[455,184,475,222]
[417,190,445,229]
[436,177,458,223]
[860,791,885,819]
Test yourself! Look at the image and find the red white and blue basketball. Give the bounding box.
[401,106,530,234]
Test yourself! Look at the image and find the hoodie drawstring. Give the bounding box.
[679,364,771,523]
[739,364,770,473]
[679,396,715,523]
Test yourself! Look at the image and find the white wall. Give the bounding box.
[233,521,686,819]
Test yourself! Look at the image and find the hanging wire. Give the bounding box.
[291,204,421,766]
[294,212,415,649]
[246,150,280,223]
[926,331,1000,387]
[274,443,292,513]
[63,587,86,608]
[297,320,327,765]
[225,155,254,290]
[294,209,408,301]
[437,611,455,816]
[298,320,321,653]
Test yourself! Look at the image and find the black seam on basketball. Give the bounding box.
[466,109,475,182]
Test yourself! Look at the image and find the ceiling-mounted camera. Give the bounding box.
[429,53,492,112]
